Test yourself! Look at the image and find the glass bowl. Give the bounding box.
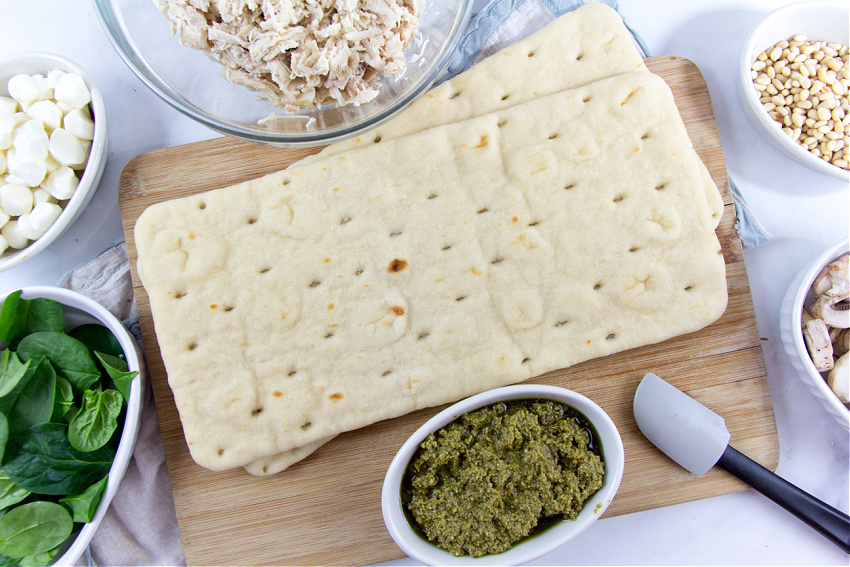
[93,0,474,147]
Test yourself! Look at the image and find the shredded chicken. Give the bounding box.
[156,0,425,113]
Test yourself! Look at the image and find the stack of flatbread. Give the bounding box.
[134,3,728,475]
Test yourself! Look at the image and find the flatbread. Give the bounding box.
[135,70,728,472]
[305,2,648,160]
[245,3,721,475]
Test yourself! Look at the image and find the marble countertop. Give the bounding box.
[1,0,848,565]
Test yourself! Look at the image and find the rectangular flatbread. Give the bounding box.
[241,4,723,476]
[134,70,728,472]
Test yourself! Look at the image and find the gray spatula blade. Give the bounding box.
[633,373,730,476]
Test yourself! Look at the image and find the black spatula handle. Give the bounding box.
[718,445,850,553]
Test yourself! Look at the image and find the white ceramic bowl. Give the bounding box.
[0,52,108,272]
[382,384,624,566]
[0,286,145,566]
[779,238,850,431]
[738,0,849,182]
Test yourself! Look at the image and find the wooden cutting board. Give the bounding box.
[118,56,778,566]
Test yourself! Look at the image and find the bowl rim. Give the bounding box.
[381,383,624,566]
[0,286,145,567]
[783,238,850,421]
[738,0,849,182]
[92,0,476,147]
[0,52,108,272]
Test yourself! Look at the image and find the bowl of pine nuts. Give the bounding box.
[739,0,849,181]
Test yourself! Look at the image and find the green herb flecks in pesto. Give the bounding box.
[402,399,604,558]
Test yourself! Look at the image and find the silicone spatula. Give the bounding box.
[633,372,850,553]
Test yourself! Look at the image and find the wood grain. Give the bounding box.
[118,57,778,566]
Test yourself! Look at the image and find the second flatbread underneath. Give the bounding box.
[135,71,728,472]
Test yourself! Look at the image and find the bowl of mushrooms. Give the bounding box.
[0,52,107,273]
[780,238,850,431]
[738,0,849,181]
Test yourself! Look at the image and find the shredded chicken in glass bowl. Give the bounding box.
[93,0,473,146]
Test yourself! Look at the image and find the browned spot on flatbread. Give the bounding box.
[621,87,642,105]
[273,391,282,398]
[388,259,408,273]
[328,393,344,402]
[328,303,334,310]
[188,233,196,240]
[210,304,217,309]
[391,306,405,316]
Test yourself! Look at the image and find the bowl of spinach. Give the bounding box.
[0,287,144,566]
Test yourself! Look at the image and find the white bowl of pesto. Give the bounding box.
[381,384,624,566]
[0,286,144,566]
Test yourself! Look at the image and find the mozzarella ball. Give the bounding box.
[48,128,86,168]
[46,69,66,89]
[0,109,14,150]
[16,212,45,241]
[0,97,18,114]
[0,234,8,255]
[12,120,49,159]
[6,148,47,188]
[1,220,28,249]
[28,201,62,232]
[0,207,9,228]
[27,100,63,131]
[0,183,33,216]
[53,73,91,109]
[7,74,40,110]
[63,108,94,140]
[44,166,78,200]
[32,187,56,205]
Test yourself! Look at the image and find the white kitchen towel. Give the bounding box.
[59,242,184,567]
[65,1,766,565]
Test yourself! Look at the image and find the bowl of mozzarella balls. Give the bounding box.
[0,52,106,272]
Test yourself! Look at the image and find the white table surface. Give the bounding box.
[1,0,848,565]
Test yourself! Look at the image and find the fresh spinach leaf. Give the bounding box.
[16,332,100,393]
[8,361,55,433]
[59,475,107,523]
[0,291,29,343]
[18,544,63,567]
[0,415,6,465]
[95,352,137,401]
[69,324,124,358]
[0,475,29,511]
[24,298,64,335]
[0,501,73,558]
[0,357,44,420]
[51,377,75,423]
[3,422,114,496]
[68,389,123,452]
[0,351,31,399]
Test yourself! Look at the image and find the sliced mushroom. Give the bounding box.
[810,291,850,329]
[827,352,849,404]
[803,316,835,372]
[811,254,849,297]
[831,327,850,357]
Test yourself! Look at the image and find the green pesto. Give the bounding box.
[402,399,604,558]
